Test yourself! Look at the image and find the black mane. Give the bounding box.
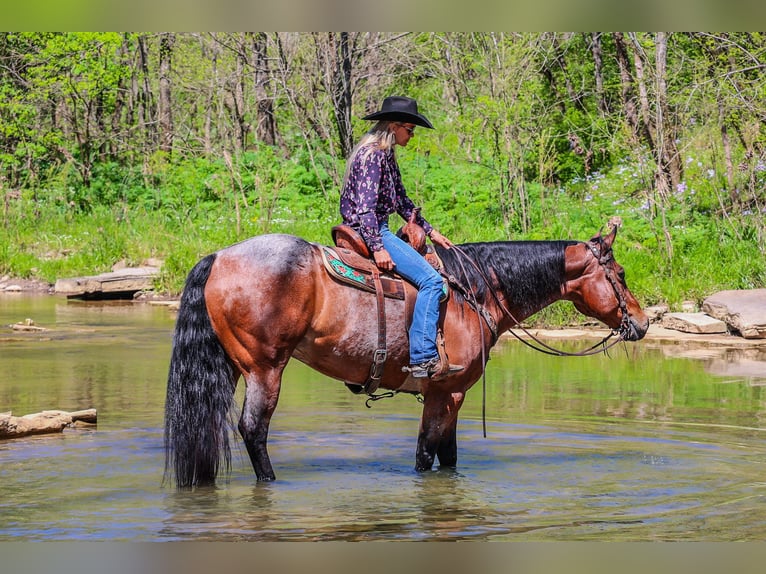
[435,240,579,315]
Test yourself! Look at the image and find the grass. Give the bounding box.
[1,158,763,325]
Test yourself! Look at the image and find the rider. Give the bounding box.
[339,95,454,379]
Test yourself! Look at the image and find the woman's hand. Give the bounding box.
[429,229,454,249]
[373,248,394,271]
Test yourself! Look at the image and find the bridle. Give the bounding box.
[452,235,635,359]
[586,236,636,343]
[430,236,636,437]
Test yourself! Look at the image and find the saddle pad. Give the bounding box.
[321,247,406,300]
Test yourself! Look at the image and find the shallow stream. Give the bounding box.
[1,294,765,540]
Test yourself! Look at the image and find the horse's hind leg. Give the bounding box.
[238,367,284,481]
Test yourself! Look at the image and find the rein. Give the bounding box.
[448,250,490,437]
[450,240,631,359]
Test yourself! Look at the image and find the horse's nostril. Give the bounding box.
[623,316,648,341]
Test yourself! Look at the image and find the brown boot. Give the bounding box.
[409,357,440,378]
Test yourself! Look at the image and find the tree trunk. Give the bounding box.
[589,33,608,115]
[540,33,567,115]
[135,34,155,152]
[629,33,674,263]
[712,34,737,201]
[203,37,218,156]
[629,34,656,151]
[314,33,355,158]
[655,32,683,192]
[230,34,249,152]
[612,32,640,143]
[653,32,671,201]
[329,32,354,158]
[249,32,277,146]
[719,101,737,203]
[110,34,131,161]
[553,33,583,111]
[158,33,175,154]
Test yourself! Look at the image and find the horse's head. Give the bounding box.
[563,217,649,341]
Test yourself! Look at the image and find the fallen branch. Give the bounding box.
[0,409,97,439]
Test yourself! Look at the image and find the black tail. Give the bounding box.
[163,253,236,488]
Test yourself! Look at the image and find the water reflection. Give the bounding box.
[2,295,766,541]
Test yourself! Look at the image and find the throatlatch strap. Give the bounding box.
[363,268,387,394]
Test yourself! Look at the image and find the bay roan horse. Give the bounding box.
[164,219,649,487]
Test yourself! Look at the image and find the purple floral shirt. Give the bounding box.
[340,145,432,252]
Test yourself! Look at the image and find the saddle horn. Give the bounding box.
[398,208,427,254]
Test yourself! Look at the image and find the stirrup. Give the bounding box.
[431,329,462,379]
[402,360,464,379]
[430,363,465,381]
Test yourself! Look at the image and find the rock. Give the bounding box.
[681,300,698,313]
[10,318,47,332]
[0,408,97,439]
[111,259,128,271]
[54,267,160,299]
[702,289,766,339]
[644,304,669,322]
[0,279,52,293]
[142,257,164,268]
[661,312,728,334]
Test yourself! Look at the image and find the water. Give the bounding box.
[2,294,766,541]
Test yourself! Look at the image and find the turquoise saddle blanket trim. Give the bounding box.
[328,253,367,286]
[321,246,448,301]
[321,247,405,299]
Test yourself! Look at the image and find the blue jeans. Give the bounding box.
[379,222,443,364]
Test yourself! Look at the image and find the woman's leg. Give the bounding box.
[380,224,443,365]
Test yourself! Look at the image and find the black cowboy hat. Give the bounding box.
[362,96,434,129]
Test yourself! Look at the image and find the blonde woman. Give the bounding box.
[339,96,453,379]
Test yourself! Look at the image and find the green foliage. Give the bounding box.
[1,32,765,324]
[3,149,762,320]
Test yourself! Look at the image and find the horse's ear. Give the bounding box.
[602,216,622,250]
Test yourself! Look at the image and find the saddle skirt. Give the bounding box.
[325,223,445,296]
[321,245,448,301]
[321,246,406,299]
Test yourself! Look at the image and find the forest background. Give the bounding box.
[1,32,764,325]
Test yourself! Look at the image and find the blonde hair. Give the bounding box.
[342,121,397,189]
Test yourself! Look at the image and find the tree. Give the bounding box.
[612,32,642,144]
[21,33,128,189]
[249,32,277,146]
[0,31,764,248]
[314,32,354,158]
[132,33,156,156]
[158,33,175,154]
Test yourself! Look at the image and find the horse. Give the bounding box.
[164,219,649,488]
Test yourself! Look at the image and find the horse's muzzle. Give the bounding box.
[620,315,649,341]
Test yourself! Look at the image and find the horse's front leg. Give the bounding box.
[415,390,465,472]
[239,367,283,481]
[436,420,458,467]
